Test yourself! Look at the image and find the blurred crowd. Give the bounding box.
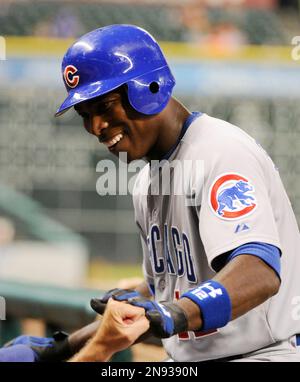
[0,0,297,45]
[33,1,251,44]
[173,2,249,48]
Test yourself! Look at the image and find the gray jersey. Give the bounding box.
[133,113,300,362]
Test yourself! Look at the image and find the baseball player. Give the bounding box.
[56,24,300,362]
[0,299,148,362]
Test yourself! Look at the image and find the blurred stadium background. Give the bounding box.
[0,0,299,361]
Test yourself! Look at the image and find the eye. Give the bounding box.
[80,112,89,119]
[98,101,113,114]
[76,110,89,120]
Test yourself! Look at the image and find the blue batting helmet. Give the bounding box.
[55,24,176,116]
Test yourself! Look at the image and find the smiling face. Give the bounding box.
[74,87,161,162]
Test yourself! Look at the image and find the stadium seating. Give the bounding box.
[0,1,286,44]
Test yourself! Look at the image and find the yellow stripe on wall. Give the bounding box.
[6,36,74,57]
[5,36,294,63]
[160,42,293,63]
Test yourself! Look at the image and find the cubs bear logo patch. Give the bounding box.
[209,173,257,220]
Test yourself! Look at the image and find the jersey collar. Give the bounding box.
[162,111,203,161]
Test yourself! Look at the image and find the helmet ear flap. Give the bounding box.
[126,66,175,115]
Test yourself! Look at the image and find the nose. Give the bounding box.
[89,115,108,136]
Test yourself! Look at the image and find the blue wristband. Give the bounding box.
[181,280,232,331]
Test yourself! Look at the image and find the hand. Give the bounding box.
[4,333,72,362]
[4,334,58,362]
[71,299,150,362]
[127,297,188,338]
[91,288,141,315]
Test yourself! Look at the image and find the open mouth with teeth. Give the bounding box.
[102,133,124,149]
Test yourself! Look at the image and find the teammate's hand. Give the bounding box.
[4,333,72,362]
[71,299,150,362]
[91,288,141,315]
[126,297,189,338]
[4,335,54,362]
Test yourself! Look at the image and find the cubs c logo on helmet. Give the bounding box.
[209,173,257,220]
[63,65,80,88]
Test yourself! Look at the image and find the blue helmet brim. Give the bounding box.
[55,78,125,117]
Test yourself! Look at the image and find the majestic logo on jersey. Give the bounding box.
[63,65,80,88]
[234,223,250,233]
[210,173,257,220]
